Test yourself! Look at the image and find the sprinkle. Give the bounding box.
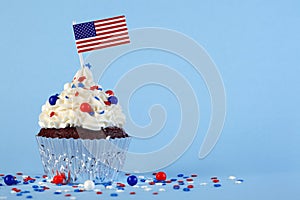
[98,88,103,91]
[54,191,62,195]
[77,83,84,88]
[149,182,155,185]
[85,63,92,69]
[211,177,218,180]
[173,185,180,190]
[105,90,114,96]
[228,176,236,180]
[94,96,100,101]
[183,188,190,192]
[89,112,95,116]
[200,182,208,186]
[187,185,194,189]
[96,191,102,195]
[75,92,79,96]
[170,178,177,182]
[191,174,198,177]
[16,193,22,196]
[26,195,33,199]
[159,188,166,192]
[140,179,146,182]
[177,174,184,177]
[212,179,219,183]
[235,179,244,184]
[130,192,136,195]
[90,86,98,90]
[144,187,152,192]
[65,194,71,197]
[16,172,23,176]
[186,178,193,182]
[71,84,76,88]
[153,192,158,195]
[32,185,39,189]
[104,101,111,106]
[78,76,86,82]
[65,96,69,99]
[110,193,118,197]
[70,197,77,200]
[214,184,222,187]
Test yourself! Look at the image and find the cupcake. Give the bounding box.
[36,66,130,183]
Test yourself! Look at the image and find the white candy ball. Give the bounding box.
[84,180,95,191]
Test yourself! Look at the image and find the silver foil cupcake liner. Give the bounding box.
[36,136,131,184]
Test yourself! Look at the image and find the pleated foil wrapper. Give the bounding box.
[36,136,131,183]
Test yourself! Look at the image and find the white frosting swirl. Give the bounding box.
[38,67,126,130]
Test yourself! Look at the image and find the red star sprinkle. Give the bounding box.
[78,76,86,82]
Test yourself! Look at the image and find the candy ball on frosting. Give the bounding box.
[80,103,92,112]
[108,96,118,104]
[49,94,59,105]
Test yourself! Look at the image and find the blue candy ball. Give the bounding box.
[108,96,118,104]
[4,175,16,186]
[127,175,138,186]
[49,94,59,105]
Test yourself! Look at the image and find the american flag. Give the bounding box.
[73,15,130,53]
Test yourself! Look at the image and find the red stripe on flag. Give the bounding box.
[94,19,126,27]
[94,15,125,23]
[76,36,130,49]
[96,27,128,36]
[76,32,129,45]
[77,40,130,53]
[95,24,127,32]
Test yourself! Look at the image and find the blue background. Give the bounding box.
[0,0,299,199]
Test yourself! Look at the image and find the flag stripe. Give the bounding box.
[78,40,130,53]
[94,15,125,24]
[76,35,130,49]
[73,15,130,53]
[76,31,128,45]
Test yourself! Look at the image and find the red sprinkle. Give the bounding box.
[212,179,220,183]
[178,180,184,183]
[191,174,198,177]
[90,85,98,90]
[16,172,23,175]
[149,182,155,185]
[130,192,136,195]
[96,191,102,195]
[50,111,55,117]
[42,175,48,178]
[65,194,72,197]
[105,90,114,96]
[125,173,131,176]
[75,91,79,96]
[187,185,194,189]
[117,183,126,187]
[0,174,4,176]
[72,185,78,188]
[104,101,111,106]
[166,180,172,183]
[186,178,193,182]
[153,192,158,195]
[78,76,86,82]
[211,177,218,180]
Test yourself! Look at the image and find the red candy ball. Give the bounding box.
[155,171,167,181]
[80,103,92,112]
[52,175,64,184]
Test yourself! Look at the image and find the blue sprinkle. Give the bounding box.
[65,96,69,99]
[26,195,33,199]
[94,96,100,101]
[16,193,22,196]
[99,110,105,115]
[71,84,76,88]
[33,188,39,192]
[67,183,74,186]
[214,184,222,187]
[29,180,35,183]
[177,174,184,177]
[173,185,180,190]
[22,191,30,194]
[32,185,39,188]
[98,88,103,91]
[78,83,84,88]
[85,63,92,69]
[116,187,124,190]
[153,178,158,183]
[89,112,95,116]
[183,188,190,192]
[140,179,146,182]
[42,180,47,182]
[162,183,166,186]
[183,176,189,179]
[178,182,185,185]
[0,183,3,186]
[38,189,44,192]
[23,182,29,184]
[237,179,244,182]
[74,189,81,192]
[110,193,118,197]
[171,178,177,182]
[34,176,40,179]
[102,182,112,187]
[54,191,62,195]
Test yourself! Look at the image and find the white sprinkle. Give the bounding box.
[78,184,84,188]
[116,189,124,193]
[200,182,208,186]
[228,176,236,180]
[64,189,71,193]
[56,190,62,193]
[70,197,77,200]
[159,188,166,192]
[141,186,148,189]
[94,189,101,192]
[187,181,194,184]
[138,176,145,179]
[10,191,16,194]
[106,185,113,189]
[144,187,152,192]
[133,185,139,188]
[235,180,243,184]
[156,183,163,186]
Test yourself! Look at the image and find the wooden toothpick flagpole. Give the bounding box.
[73,21,85,68]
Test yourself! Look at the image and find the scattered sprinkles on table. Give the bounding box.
[0,171,244,198]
